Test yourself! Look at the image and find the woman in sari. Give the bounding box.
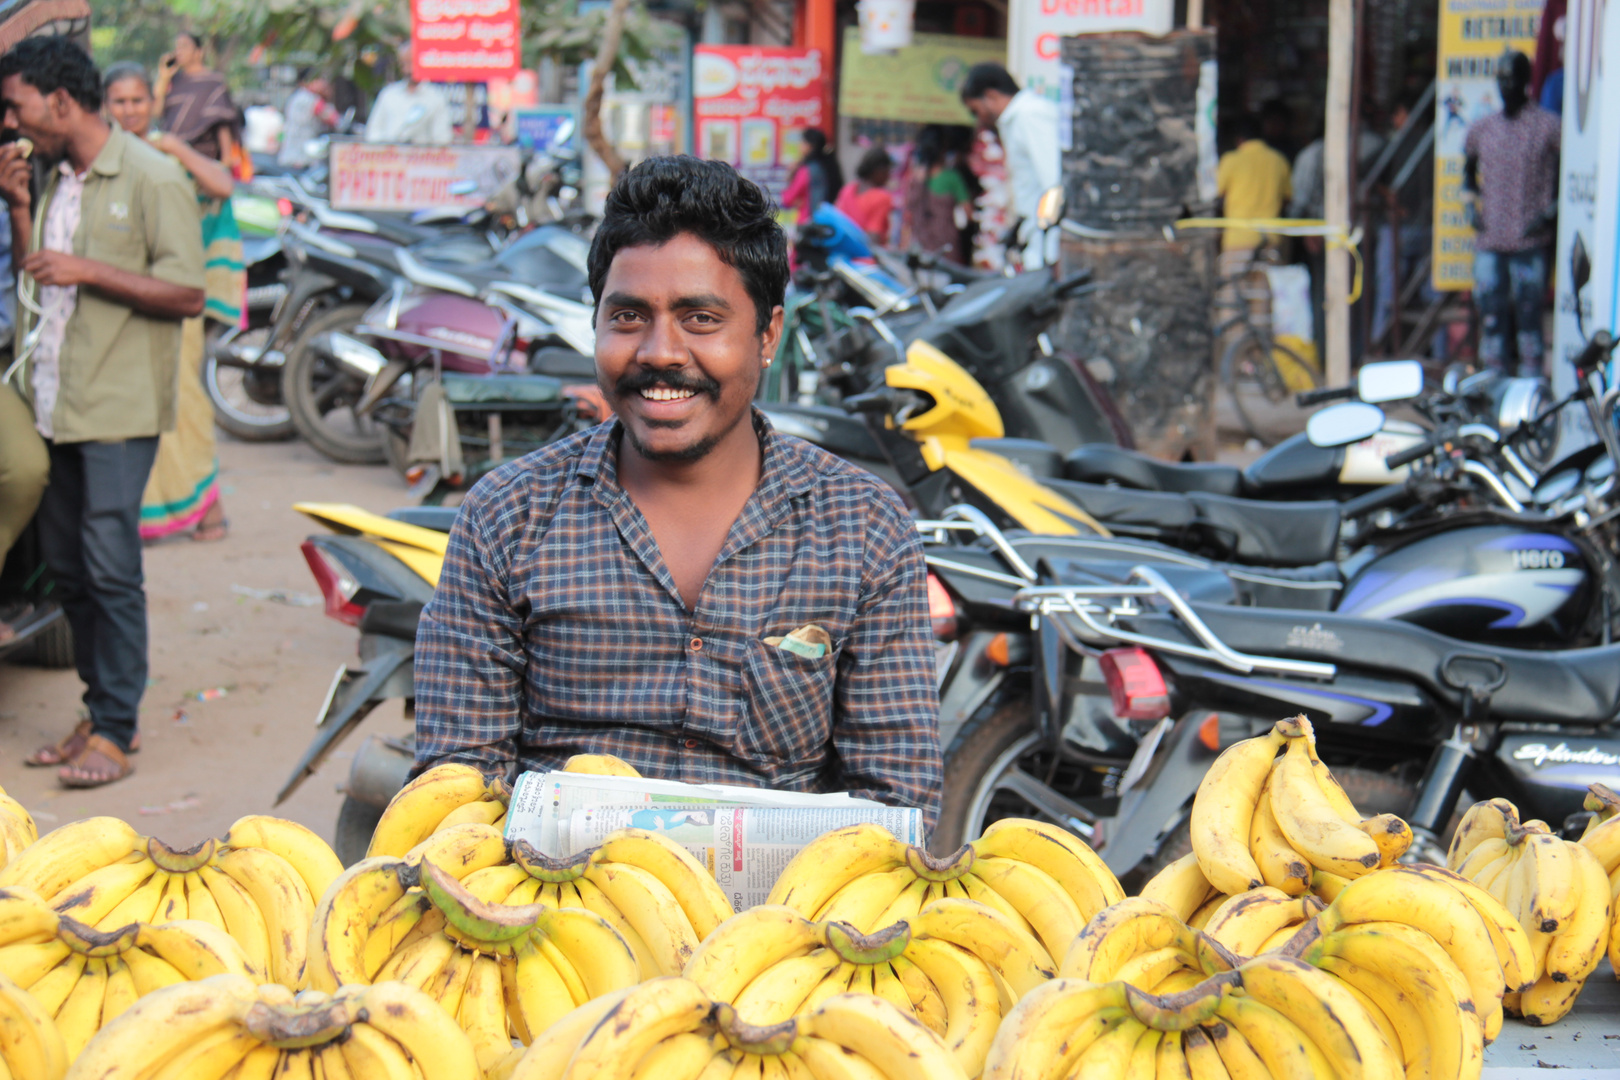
[104,62,242,541]
[153,33,241,168]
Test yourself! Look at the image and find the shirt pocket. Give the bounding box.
[737,636,843,766]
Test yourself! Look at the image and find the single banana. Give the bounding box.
[50,858,158,929]
[1360,814,1413,868]
[1213,994,1336,1079]
[799,992,966,1080]
[1204,888,1321,959]
[1455,837,1512,882]
[909,896,1056,999]
[435,799,507,833]
[339,1021,420,1080]
[1447,799,1518,870]
[1188,726,1286,896]
[732,950,843,1024]
[891,955,947,1036]
[812,868,912,933]
[405,824,509,880]
[562,977,714,1080]
[592,831,734,939]
[1067,1013,1147,1077]
[352,979,482,1080]
[562,753,642,777]
[0,817,140,901]
[1180,1027,1230,1080]
[1520,832,1580,938]
[1207,1019,1274,1080]
[628,1032,725,1080]
[0,889,60,948]
[64,972,259,1080]
[213,846,315,990]
[0,968,70,1080]
[366,764,494,860]
[219,816,343,903]
[973,818,1124,918]
[1385,864,1534,993]
[91,866,167,931]
[1517,971,1586,1026]
[1542,842,1610,987]
[451,954,508,1072]
[790,1036,887,1080]
[764,825,907,918]
[1110,945,1193,991]
[135,919,259,981]
[501,987,635,1080]
[1235,954,1402,1080]
[197,866,274,981]
[685,907,825,1003]
[961,855,1084,964]
[978,978,1129,1080]
[52,954,107,1056]
[1060,897,1191,981]
[900,936,1000,1076]
[154,871,189,923]
[535,906,640,999]
[1248,773,1311,897]
[96,953,139,1028]
[121,945,188,996]
[305,858,410,991]
[572,875,661,981]
[1268,723,1381,878]
[586,861,700,976]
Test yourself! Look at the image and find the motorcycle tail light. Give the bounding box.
[301,540,366,626]
[277,198,294,217]
[927,573,960,641]
[1099,646,1170,721]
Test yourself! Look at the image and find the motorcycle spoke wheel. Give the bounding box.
[285,303,388,464]
[204,328,295,441]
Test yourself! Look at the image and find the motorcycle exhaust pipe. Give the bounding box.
[355,359,410,417]
[312,330,389,382]
[345,733,415,808]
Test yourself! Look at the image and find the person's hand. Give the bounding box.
[20,251,96,287]
[151,132,184,157]
[0,143,29,211]
[160,52,178,71]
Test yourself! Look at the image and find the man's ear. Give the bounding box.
[760,304,786,367]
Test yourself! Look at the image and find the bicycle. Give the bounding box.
[1213,250,1322,443]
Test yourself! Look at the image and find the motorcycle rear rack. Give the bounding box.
[917,504,1335,681]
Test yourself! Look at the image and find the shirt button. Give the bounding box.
[684,739,699,749]
[689,637,703,651]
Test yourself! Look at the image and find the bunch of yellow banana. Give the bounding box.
[1200,888,1324,957]
[64,972,478,1080]
[0,968,68,1080]
[1313,863,1535,1041]
[489,976,968,1080]
[1447,797,1610,1025]
[1188,717,1412,900]
[1576,783,1620,978]
[1059,898,1238,997]
[0,887,259,1057]
[1283,911,1485,1080]
[766,818,1123,964]
[984,951,1403,1080]
[365,755,640,861]
[0,815,339,990]
[307,852,640,1070]
[0,785,37,876]
[684,898,1052,1077]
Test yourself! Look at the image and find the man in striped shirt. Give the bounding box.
[414,156,943,827]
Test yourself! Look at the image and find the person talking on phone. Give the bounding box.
[152,32,240,172]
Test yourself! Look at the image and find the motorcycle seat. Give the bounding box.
[388,507,460,533]
[1042,480,1341,568]
[1064,444,1246,496]
[1149,605,1620,725]
[440,372,564,405]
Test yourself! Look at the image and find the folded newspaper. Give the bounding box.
[504,771,924,910]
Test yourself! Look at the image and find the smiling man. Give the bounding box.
[413,156,942,824]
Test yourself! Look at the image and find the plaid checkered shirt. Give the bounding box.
[413,412,943,827]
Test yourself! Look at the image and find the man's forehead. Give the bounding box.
[604,235,746,292]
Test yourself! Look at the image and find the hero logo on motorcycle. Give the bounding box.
[1511,548,1567,569]
[1513,743,1620,768]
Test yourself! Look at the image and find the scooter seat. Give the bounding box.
[1144,605,1620,726]
[388,507,461,533]
[1042,480,1341,568]
[1064,444,1246,496]
[440,372,564,405]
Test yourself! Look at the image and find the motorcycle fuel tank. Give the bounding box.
[1339,525,1590,643]
[387,292,513,373]
[1488,731,1620,828]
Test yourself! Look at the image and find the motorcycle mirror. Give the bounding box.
[1035,187,1066,231]
[448,179,480,196]
[1306,401,1386,448]
[1572,234,1592,337]
[554,117,576,145]
[1356,359,1424,403]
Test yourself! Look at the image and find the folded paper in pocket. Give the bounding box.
[764,623,832,659]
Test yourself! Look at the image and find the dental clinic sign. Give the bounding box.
[411,0,519,83]
[1007,0,1172,103]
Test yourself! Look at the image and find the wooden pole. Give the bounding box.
[1323,0,1354,384]
[583,0,632,179]
[463,82,478,143]
[1186,0,1204,29]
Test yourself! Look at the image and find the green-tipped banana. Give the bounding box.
[147,837,218,873]
[822,921,911,966]
[510,840,591,884]
[419,860,541,953]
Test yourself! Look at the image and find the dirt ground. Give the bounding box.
[0,434,419,849]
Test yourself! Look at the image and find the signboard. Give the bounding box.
[838,28,1005,124]
[1431,0,1541,290]
[513,107,575,152]
[693,45,825,197]
[1007,0,1172,103]
[410,0,520,83]
[329,142,522,211]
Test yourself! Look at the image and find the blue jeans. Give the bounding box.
[1474,248,1547,375]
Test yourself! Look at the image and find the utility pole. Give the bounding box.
[1323,0,1353,384]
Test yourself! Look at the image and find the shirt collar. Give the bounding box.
[86,126,127,178]
[576,407,818,503]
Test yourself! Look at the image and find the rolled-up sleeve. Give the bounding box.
[830,493,943,829]
[141,173,205,290]
[413,479,528,777]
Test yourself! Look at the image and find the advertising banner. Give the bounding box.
[410,0,520,83]
[329,142,522,211]
[693,45,825,196]
[838,28,1006,124]
[1006,0,1172,103]
[1431,0,1542,290]
[513,107,575,152]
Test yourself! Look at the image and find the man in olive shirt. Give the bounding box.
[0,37,204,787]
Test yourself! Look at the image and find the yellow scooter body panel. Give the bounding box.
[375,541,444,587]
[293,502,450,556]
[942,447,1109,536]
[888,340,1004,447]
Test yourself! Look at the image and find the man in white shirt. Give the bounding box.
[365,43,452,146]
[961,63,1061,269]
[278,70,338,167]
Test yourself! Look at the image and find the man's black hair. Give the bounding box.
[587,155,787,335]
[960,63,1019,103]
[1229,113,1262,144]
[178,31,203,48]
[0,36,103,112]
[855,145,891,183]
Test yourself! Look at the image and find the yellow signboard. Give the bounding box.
[1432,0,1542,290]
[838,29,1007,125]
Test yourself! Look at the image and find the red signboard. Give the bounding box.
[693,45,825,196]
[411,0,520,83]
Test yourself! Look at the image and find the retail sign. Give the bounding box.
[1431,0,1542,290]
[693,45,825,197]
[513,107,575,152]
[410,0,520,83]
[1007,0,1172,103]
[838,28,1006,124]
[330,142,521,211]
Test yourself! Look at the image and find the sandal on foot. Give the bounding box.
[58,735,135,788]
[192,503,228,543]
[27,721,139,767]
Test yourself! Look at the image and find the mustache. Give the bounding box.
[614,367,721,399]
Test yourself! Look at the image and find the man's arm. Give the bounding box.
[830,493,943,829]
[413,484,528,777]
[18,252,204,319]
